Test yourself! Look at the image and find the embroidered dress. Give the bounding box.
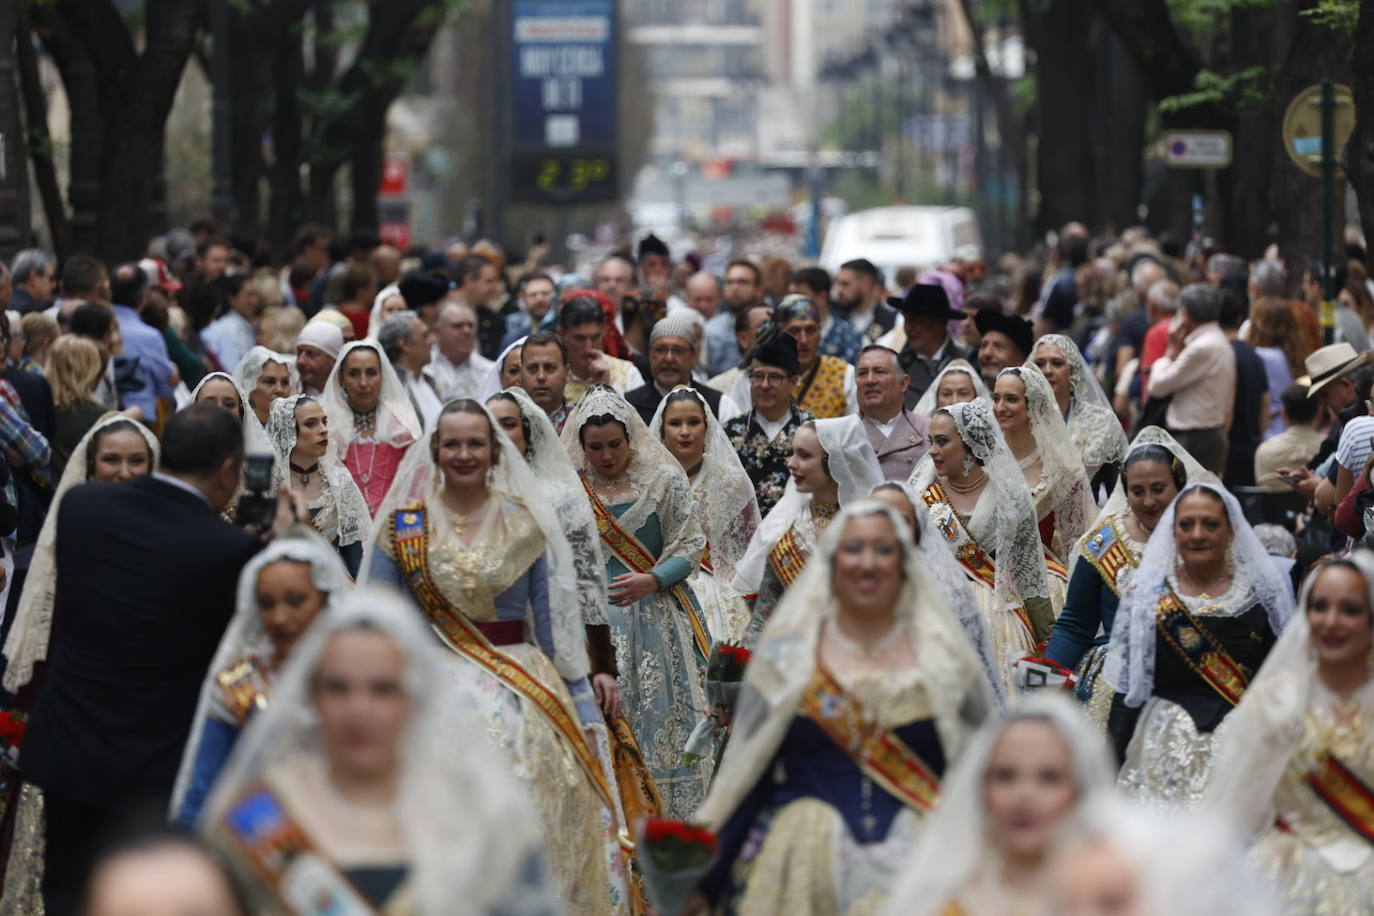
[797,355,852,420]
[725,406,814,518]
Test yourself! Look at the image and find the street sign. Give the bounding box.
[509,0,619,203]
[1164,131,1233,169]
[1283,83,1355,177]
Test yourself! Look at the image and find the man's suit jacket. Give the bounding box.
[863,409,930,482]
[626,381,724,427]
[23,476,259,807]
[900,340,973,410]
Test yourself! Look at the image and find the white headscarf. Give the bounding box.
[364,399,589,682]
[885,694,1117,916]
[366,283,403,340]
[231,345,300,410]
[1105,482,1296,708]
[1206,552,1374,840]
[479,336,527,403]
[2,414,160,692]
[997,364,1095,557]
[202,586,555,914]
[696,501,993,832]
[187,371,274,455]
[649,385,761,585]
[732,414,884,594]
[912,358,989,417]
[489,386,608,626]
[319,340,421,455]
[909,398,1052,610]
[1029,334,1128,479]
[266,394,371,549]
[171,527,352,822]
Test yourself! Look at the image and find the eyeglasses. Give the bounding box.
[750,371,792,386]
[651,344,692,358]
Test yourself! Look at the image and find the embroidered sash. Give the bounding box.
[1152,588,1250,707]
[579,475,711,661]
[766,525,808,590]
[1080,518,1137,597]
[800,666,940,813]
[700,541,714,575]
[921,483,1038,635]
[1307,752,1374,846]
[391,507,614,810]
[1043,549,1068,582]
[216,657,273,727]
[222,784,385,914]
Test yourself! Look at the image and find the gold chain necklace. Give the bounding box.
[945,469,988,494]
[813,501,839,528]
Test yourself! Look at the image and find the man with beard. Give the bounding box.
[833,258,900,344]
[624,314,737,425]
[772,294,856,419]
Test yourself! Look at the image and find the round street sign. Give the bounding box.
[1282,83,1355,177]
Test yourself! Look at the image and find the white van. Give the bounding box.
[819,205,983,280]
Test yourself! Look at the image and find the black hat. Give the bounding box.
[973,310,1034,357]
[637,232,670,260]
[398,271,451,310]
[888,283,965,321]
[747,332,800,377]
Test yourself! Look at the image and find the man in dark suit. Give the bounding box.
[893,283,971,409]
[625,313,735,426]
[24,406,289,915]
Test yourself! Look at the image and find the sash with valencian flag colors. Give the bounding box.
[1080,517,1137,597]
[800,665,940,814]
[921,482,1036,642]
[580,474,711,661]
[1307,752,1374,846]
[1153,587,1250,707]
[390,506,614,810]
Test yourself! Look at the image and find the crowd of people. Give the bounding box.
[0,219,1366,915]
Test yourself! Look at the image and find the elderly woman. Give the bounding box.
[232,346,298,427]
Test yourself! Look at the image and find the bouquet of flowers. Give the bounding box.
[638,818,717,916]
[1010,653,1079,693]
[0,709,26,765]
[682,643,752,767]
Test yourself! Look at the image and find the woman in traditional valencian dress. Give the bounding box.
[886,695,1116,916]
[202,587,560,915]
[367,398,626,914]
[911,358,989,417]
[1105,482,1293,807]
[232,345,298,427]
[1028,333,1128,491]
[172,529,351,828]
[651,386,760,643]
[733,415,884,644]
[562,385,713,820]
[908,399,1056,694]
[686,502,993,914]
[266,394,371,578]
[320,340,420,516]
[992,365,1092,609]
[1206,553,1374,913]
[1044,427,1212,725]
[188,371,273,454]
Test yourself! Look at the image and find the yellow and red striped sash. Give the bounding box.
[1080,518,1137,597]
[580,475,711,661]
[800,665,940,813]
[1153,588,1250,707]
[766,525,808,590]
[1308,752,1374,846]
[391,507,614,810]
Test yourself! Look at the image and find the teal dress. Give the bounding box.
[593,468,711,819]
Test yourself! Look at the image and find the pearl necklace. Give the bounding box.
[945,469,988,494]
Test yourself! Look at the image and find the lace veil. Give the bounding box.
[732,415,884,595]
[912,358,989,417]
[871,481,1008,713]
[479,336,527,403]
[559,385,706,574]
[1079,425,1217,561]
[496,386,609,627]
[170,527,352,822]
[884,694,1117,916]
[1205,551,1374,839]
[2,414,160,692]
[188,371,274,455]
[362,399,589,682]
[319,340,421,454]
[908,398,1052,610]
[366,283,402,339]
[1105,481,1296,707]
[1029,334,1128,478]
[695,502,994,832]
[648,385,760,585]
[266,394,370,548]
[232,345,300,405]
[201,586,553,914]
[997,365,1094,556]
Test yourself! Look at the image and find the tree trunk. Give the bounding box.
[1031,0,1098,233]
[269,26,306,256]
[227,8,269,238]
[16,6,68,259]
[1347,0,1374,270]
[349,110,386,234]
